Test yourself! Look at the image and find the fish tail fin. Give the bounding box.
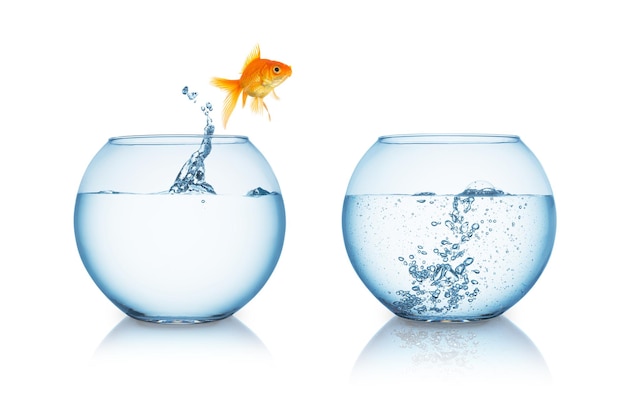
[250,97,271,121]
[211,77,242,128]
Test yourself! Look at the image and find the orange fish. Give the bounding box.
[211,45,292,128]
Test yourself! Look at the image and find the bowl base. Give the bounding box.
[394,311,505,323]
[124,310,235,324]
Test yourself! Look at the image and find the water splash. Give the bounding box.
[458,180,507,196]
[169,86,216,194]
[246,187,277,197]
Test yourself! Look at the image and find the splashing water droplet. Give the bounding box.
[182,86,198,102]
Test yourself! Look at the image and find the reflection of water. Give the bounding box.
[93,316,272,365]
[352,316,550,384]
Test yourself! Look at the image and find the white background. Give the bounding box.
[1,1,624,415]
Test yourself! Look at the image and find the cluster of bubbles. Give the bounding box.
[392,185,504,317]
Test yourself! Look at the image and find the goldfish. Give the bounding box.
[211,44,292,128]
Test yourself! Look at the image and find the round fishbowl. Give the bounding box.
[74,134,286,323]
[342,134,556,322]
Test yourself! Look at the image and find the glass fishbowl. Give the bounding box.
[342,134,556,322]
[74,134,286,323]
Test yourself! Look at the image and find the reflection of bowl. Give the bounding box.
[95,316,271,362]
[352,316,550,383]
[74,135,286,323]
[343,134,556,321]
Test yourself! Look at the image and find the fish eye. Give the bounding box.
[273,66,281,73]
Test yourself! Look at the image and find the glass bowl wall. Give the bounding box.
[74,135,286,323]
[342,134,556,322]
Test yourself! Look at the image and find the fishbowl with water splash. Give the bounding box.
[342,134,556,322]
[74,91,286,323]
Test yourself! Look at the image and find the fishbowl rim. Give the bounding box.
[378,133,520,144]
[108,134,249,146]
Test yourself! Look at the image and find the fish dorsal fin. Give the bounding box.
[242,44,261,72]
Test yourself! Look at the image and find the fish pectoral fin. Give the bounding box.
[272,90,280,100]
[264,100,272,121]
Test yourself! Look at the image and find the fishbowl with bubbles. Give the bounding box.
[74,134,286,323]
[342,134,556,322]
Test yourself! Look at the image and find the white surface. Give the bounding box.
[1,1,623,415]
